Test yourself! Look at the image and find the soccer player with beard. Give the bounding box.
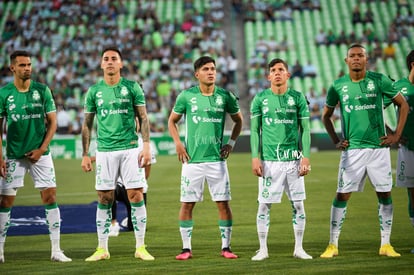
[81,47,154,261]
[0,50,71,263]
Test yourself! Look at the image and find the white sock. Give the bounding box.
[45,204,61,252]
[131,201,147,248]
[96,203,111,250]
[219,220,232,249]
[379,203,393,246]
[291,201,306,251]
[0,209,11,255]
[179,220,193,250]
[329,204,347,247]
[256,203,271,252]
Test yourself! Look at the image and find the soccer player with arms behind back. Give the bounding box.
[250,58,312,261]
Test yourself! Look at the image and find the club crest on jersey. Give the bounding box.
[287,96,295,106]
[367,80,375,91]
[121,87,128,96]
[32,90,40,101]
[215,95,223,106]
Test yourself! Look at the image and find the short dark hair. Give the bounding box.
[194,56,215,71]
[406,50,414,72]
[102,47,122,60]
[268,58,289,71]
[347,43,366,55]
[10,50,31,64]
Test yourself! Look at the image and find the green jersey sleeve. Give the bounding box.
[326,84,339,108]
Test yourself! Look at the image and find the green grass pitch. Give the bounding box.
[3,151,413,274]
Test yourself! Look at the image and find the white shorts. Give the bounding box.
[0,153,56,194]
[396,146,414,188]
[95,148,146,191]
[258,160,306,203]
[337,148,392,193]
[116,137,155,192]
[180,161,231,202]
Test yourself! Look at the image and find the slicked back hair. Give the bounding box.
[102,47,122,60]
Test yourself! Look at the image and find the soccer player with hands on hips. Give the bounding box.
[81,47,154,262]
[168,56,243,260]
[0,50,71,263]
[393,50,414,253]
[320,44,409,258]
[250,58,313,261]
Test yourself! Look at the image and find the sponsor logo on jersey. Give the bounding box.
[344,104,376,113]
[264,117,294,125]
[7,96,16,111]
[100,109,128,117]
[191,116,223,124]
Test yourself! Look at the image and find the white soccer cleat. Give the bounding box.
[251,249,269,261]
[51,250,72,262]
[108,222,120,237]
[293,249,313,259]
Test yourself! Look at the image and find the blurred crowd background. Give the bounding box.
[0,0,412,135]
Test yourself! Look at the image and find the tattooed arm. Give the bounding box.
[81,112,95,172]
[135,105,151,167]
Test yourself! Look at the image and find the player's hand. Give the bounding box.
[175,143,190,163]
[220,144,233,159]
[25,149,44,163]
[380,134,400,146]
[335,139,349,150]
[81,156,93,172]
[252,157,263,177]
[0,159,6,178]
[138,149,151,167]
[299,157,311,176]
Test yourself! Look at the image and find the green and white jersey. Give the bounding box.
[250,88,310,161]
[326,71,399,150]
[172,86,240,163]
[0,81,56,159]
[394,77,414,151]
[84,78,145,151]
